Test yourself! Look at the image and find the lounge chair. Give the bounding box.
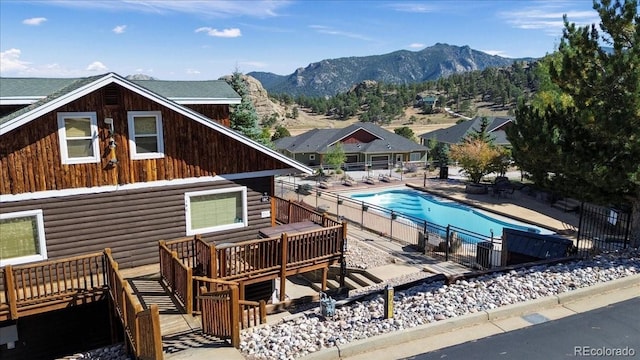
[318,181,331,189]
[378,174,392,182]
[362,176,376,185]
[342,177,355,186]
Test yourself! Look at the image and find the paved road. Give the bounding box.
[406,297,640,360]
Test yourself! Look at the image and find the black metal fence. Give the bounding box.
[276,180,501,269]
[576,202,631,256]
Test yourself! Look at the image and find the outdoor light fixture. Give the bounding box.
[261,192,270,203]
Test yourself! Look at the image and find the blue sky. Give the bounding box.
[0,1,601,80]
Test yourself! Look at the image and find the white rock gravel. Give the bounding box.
[240,249,640,360]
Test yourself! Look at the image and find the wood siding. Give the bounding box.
[0,177,272,269]
[341,129,380,144]
[0,84,288,195]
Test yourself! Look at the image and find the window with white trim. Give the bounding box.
[185,187,247,235]
[127,111,164,159]
[309,154,316,161]
[57,112,100,164]
[410,152,422,161]
[0,210,48,266]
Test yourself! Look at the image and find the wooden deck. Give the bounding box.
[0,196,347,354]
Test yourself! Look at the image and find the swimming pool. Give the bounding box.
[350,188,554,237]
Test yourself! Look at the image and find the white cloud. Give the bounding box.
[387,3,438,13]
[240,61,267,69]
[186,69,201,75]
[113,25,127,34]
[0,48,30,73]
[309,25,372,41]
[23,17,47,26]
[195,27,241,38]
[408,43,425,49]
[481,49,510,57]
[86,61,108,72]
[46,0,289,18]
[500,4,599,36]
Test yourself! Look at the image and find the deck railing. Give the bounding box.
[159,240,194,314]
[105,249,163,360]
[198,284,266,349]
[0,252,107,321]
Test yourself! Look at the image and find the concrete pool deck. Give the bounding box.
[286,170,580,238]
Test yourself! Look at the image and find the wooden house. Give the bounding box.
[0,73,312,269]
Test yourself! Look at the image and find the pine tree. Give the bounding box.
[509,0,640,245]
[227,71,263,143]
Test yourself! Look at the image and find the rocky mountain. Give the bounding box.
[249,43,534,97]
[125,74,157,80]
[219,74,286,121]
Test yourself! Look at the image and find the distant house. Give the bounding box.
[0,73,312,268]
[274,122,428,170]
[414,94,438,110]
[419,116,513,147]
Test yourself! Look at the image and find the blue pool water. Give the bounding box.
[350,189,554,237]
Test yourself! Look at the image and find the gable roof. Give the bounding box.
[0,77,242,105]
[275,122,427,154]
[0,72,312,174]
[419,116,513,146]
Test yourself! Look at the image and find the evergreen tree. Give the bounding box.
[509,0,640,244]
[394,126,416,142]
[227,71,263,142]
[271,125,291,141]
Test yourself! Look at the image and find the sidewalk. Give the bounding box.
[304,274,640,360]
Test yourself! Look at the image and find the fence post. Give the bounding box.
[230,286,240,348]
[336,195,340,218]
[423,221,428,254]
[501,232,509,266]
[279,233,288,302]
[623,209,632,249]
[576,201,585,254]
[445,225,451,261]
[390,211,394,240]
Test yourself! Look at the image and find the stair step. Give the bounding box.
[342,276,361,290]
[326,279,341,289]
[348,272,379,287]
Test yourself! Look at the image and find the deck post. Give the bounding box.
[210,242,218,279]
[288,199,293,224]
[259,300,267,324]
[230,286,241,348]
[271,197,276,226]
[280,233,288,302]
[186,266,193,314]
[4,265,18,320]
[321,267,328,291]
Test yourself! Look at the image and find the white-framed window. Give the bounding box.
[127,111,164,160]
[309,154,316,161]
[185,187,247,235]
[0,210,48,266]
[410,152,422,162]
[57,112,100,164]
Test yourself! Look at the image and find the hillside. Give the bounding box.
[249,43,533,97]
[230,74,512,138]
